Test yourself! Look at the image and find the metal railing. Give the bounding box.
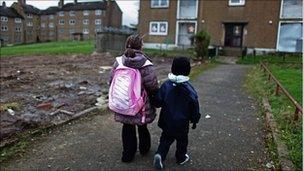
[260,62,302,121]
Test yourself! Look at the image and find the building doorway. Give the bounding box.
[224,24,244,47]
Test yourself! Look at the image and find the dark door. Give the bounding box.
[224,24,244,47]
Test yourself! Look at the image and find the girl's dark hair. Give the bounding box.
[124,34,143,57]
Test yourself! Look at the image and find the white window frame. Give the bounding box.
[15,27,21,32]
[59,11,65,17]
[175,20,197,46]
[41,23,46,28]
[83,19,89,25]
[49,23,54,28]
[69,19,76,25]
[95,19,102,25]
[27,22,33,27]
[149,21,168,36]
[279,0,302,19]
[15,18,22,23]
[69,11,76,16]
[177,0,199,19]
[151,0,169,8]
[228,0,245,6]
[83,10,90,16]
[83,28,89,34]
[276,20,303,52]
[59,19,65,25]
[1,16,8,22]
[27,13,33,18]
[95,10,102,15]
[1,26,8,31]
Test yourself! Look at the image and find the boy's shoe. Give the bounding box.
[153,154,163,170]
[178,154,190,165]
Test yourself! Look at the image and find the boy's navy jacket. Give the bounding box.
[154,79,201,135]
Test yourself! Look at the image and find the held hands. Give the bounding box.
[191,123,197,129]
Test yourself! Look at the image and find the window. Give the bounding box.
[27,13,33,18]
[69,11,76,16]
[49,15,54,19]
[228,0,245,6]
[95,10,102,15]
[277,22,303,52]
[151,0,169,8]
[69,29,75,34]
[69,19,76,25]
[95,26,102,33]
[15,27,21,32]
[59,19,65,25]
[281,0,302,19]
[49,23,54,28]
[95,19,102,25]
[49,32,54,36]
[41,23,46,28]
[149,21,168,35]
[83,28,89,34]
[59,11,65,16]
[27,22,33,27]
[1,16,8,22]
[178,0,197,19]
[27,30,33,35]
[1,26,8,31]
[59,29,65,34]
[83,10,90,16]
[83,19,89,25]
[15,18,22,23]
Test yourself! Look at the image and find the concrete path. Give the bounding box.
[3,64,269,170]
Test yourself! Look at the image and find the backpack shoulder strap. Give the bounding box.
[116,56,123,67]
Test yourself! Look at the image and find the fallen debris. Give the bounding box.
[37,102,53,110]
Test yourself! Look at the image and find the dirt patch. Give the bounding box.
[0,53,173,140]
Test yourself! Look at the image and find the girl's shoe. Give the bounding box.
[153,154,163,169]
[178,154,190,165]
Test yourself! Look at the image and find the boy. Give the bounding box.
[153,57,201,169]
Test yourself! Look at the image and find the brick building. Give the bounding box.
[0,1,24,45]
[11,0,40,43]
[138,0,302,53]
[0,0,122,45]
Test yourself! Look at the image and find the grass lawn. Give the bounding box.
[144,48,195,59]
[237,55,302,64]
[245,64,302,170]
[0,41,196,58]
[0,40,94,57]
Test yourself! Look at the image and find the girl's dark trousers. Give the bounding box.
[121,123,151,162]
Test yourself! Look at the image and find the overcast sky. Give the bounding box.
[0,0,139,26]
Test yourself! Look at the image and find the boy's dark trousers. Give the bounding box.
[156,131,188,163]
[122,123,151,161]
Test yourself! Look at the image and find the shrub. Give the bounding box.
[192,30,210,61]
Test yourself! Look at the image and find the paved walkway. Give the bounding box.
[3,64,269,170]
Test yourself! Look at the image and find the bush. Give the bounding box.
[192,30,210,61]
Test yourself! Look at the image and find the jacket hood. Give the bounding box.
[168,73,189,83]
[122,52,147,69]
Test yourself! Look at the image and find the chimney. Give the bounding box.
[74,0,77,4]
[2,1,6,7]
[18,0,26,5]
[58,0,64,7]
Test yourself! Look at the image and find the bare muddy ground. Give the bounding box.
[0,53,173,140]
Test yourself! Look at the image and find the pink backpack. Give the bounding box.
[108,56,152,123]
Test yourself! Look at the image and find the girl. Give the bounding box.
[109,35,158,162]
